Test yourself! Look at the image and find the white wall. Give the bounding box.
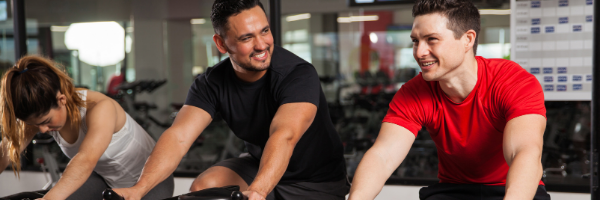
[0,171,591,199]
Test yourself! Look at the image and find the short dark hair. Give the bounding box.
[211,0,266,37]
[412,0,480,55]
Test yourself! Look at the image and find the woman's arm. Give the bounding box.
[0,125,38,174]
[42,99,120,200]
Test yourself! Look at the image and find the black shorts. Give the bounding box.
[214,154,350,200]
[419,183,551,200]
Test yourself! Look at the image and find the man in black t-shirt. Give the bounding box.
[112,0,348,199]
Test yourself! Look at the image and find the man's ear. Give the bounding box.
[213,34,229,54]
[463,30,477,53]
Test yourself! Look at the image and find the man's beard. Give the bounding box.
[231,48,271,71]
[235,61,270,71]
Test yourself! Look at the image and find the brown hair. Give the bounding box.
[412,0,481,55]
[211,0,265,37]
[0,55,85,174]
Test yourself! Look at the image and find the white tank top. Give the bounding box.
[50,90,156,188]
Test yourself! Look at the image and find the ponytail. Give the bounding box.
[0,55,85,175]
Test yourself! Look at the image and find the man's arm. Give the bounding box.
[113,105,212,200]
[244,102,316,199]
[503,114,546,200]
[348,122,416,200]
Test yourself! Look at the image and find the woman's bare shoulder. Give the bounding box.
[80,90,110,102]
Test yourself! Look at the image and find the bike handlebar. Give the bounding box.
[102,189,125,200]
[101,188,247,200]
[230,191,246,200]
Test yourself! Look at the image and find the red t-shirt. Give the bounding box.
[383,56,546,186]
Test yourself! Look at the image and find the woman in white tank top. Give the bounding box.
[0,56,174,200]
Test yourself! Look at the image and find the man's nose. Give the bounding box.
[254,35,268,51]
[414,42,430,58]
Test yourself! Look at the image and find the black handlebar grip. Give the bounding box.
[102,189,125,200]
[231,191,247,200]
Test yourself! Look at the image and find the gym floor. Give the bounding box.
[0,171,590,199]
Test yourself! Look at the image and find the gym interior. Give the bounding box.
[0,0,595,199]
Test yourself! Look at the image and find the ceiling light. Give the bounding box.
[191,18,206,24]
[286,13,311,22]
[65,22,125,67]
[50,26,69,32]
[337,15,379,23]
[479,9,511,15]
[370,32,378,43]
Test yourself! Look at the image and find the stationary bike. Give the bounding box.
[103,185,247,200]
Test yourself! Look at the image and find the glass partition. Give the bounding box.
[9,0,134,171]
[5,0,590,193]
[278,2,589,193]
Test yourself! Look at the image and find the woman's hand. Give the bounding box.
[110,187,143,200]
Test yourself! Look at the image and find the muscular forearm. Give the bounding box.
[132,130,188,195]
[247,133,295,197]
[504,149,543,200]
[348,148,398,200]
[43,155,96,200]
[349,123,415,200]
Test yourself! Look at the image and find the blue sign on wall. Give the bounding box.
[545,26,555,33]
[587,75,593,81]
[543,68,553,74]
[544,85,554,91]
[573,25,582,32]
[532,1,541,8]
[532,18,541,25]
[573,75,582,82]
[587,15,593,22]
[587,0,593,5]
[558,76,567,82]
[557,67,567,73]
[559,0,568,7]
[573,84,582,91]
[557,85,567,91]
[544,76,554,82]
[559,17,568,24]
[531,68,540,74]
[531,27,541,34]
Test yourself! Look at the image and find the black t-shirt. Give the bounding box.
[185,46,345,183]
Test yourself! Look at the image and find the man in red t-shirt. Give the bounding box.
[348,0,550,199]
